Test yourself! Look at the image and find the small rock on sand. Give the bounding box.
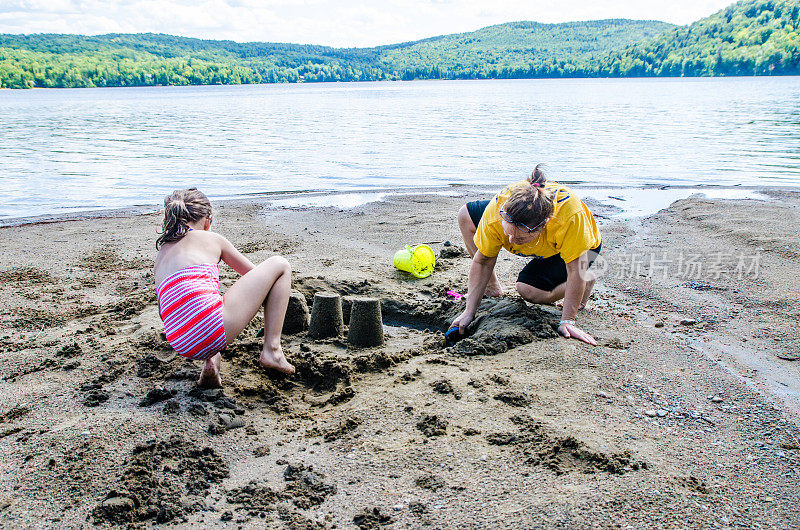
[416,414,447,437]
[83,390,109,407]
[209,413,245,434]
[494,391,530,407]
[353,507,393,529]
[139,386,175,407]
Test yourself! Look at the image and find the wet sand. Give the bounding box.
[1,187,799,528]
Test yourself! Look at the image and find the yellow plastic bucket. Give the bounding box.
[393,244,436,278]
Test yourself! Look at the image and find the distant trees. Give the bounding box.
[596,0,800,76]
[2,0,799,89]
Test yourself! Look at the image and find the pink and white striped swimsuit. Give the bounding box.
[156,263,227,361]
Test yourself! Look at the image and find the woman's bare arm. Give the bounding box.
[559,255,597,345]
[451,251,497,334]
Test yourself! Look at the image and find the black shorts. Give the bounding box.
[465,198,601,292]
[466,199,492,228]
[517,243,602,292]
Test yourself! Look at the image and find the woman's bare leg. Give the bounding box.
[579,278,596,309]
[223,256,295,374]
[458,205,502,297]
[515,282,567,305]
[518,278,595,309]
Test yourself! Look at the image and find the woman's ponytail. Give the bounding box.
[529,163,547,187]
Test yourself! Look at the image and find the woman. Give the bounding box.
[451,165,602,345]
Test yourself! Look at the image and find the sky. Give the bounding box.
[0,0,738,48]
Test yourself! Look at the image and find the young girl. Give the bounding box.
[154,188,294,388]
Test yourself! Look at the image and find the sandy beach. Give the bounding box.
[1,186,799,528]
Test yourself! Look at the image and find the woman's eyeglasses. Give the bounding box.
[499,209,549,233]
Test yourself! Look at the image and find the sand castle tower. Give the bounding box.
[282,290,310,334]
[308,292,344,338]
[347,297,384,347]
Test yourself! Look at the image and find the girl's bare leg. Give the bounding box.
[257,260,292,372]
[458,205,502,297]
[198,353,222,388]
[223,256,295,374]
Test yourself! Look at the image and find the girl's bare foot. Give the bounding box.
[260,346,295,374]
[197,353,222,388]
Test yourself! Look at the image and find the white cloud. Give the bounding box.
[0,0,737,47]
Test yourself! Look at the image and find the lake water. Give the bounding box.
[1,77,799,221]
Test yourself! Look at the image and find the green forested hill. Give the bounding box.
[0,33,385,88]
[0,0,798,88]
[0,20,670,88]
[597,0,800,75]
[376,19,673,79]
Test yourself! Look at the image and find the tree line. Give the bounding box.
[1,0,798,89]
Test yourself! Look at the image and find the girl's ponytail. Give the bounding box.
[156,188,212,250]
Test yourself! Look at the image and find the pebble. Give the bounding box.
[480,455,488,461]
[393,504,403,512]
[680,318,698,326]
[711,396,724,403]
[656,409,668,417]
[598,391,608,399]
[101,496,135,511]
[643,410,657,417]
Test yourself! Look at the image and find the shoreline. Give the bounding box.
[0,182,787,228]
[4,75,800,92]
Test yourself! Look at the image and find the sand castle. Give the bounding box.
[308,292,344,338]
[282,291,310,334]
[347,297,384,347]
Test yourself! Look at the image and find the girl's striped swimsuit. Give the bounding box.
[156,263,227,361]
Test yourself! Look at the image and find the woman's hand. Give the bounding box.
[451,310,475,335]
[558,321,597,346]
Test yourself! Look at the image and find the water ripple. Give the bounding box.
[0,78,799,218]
